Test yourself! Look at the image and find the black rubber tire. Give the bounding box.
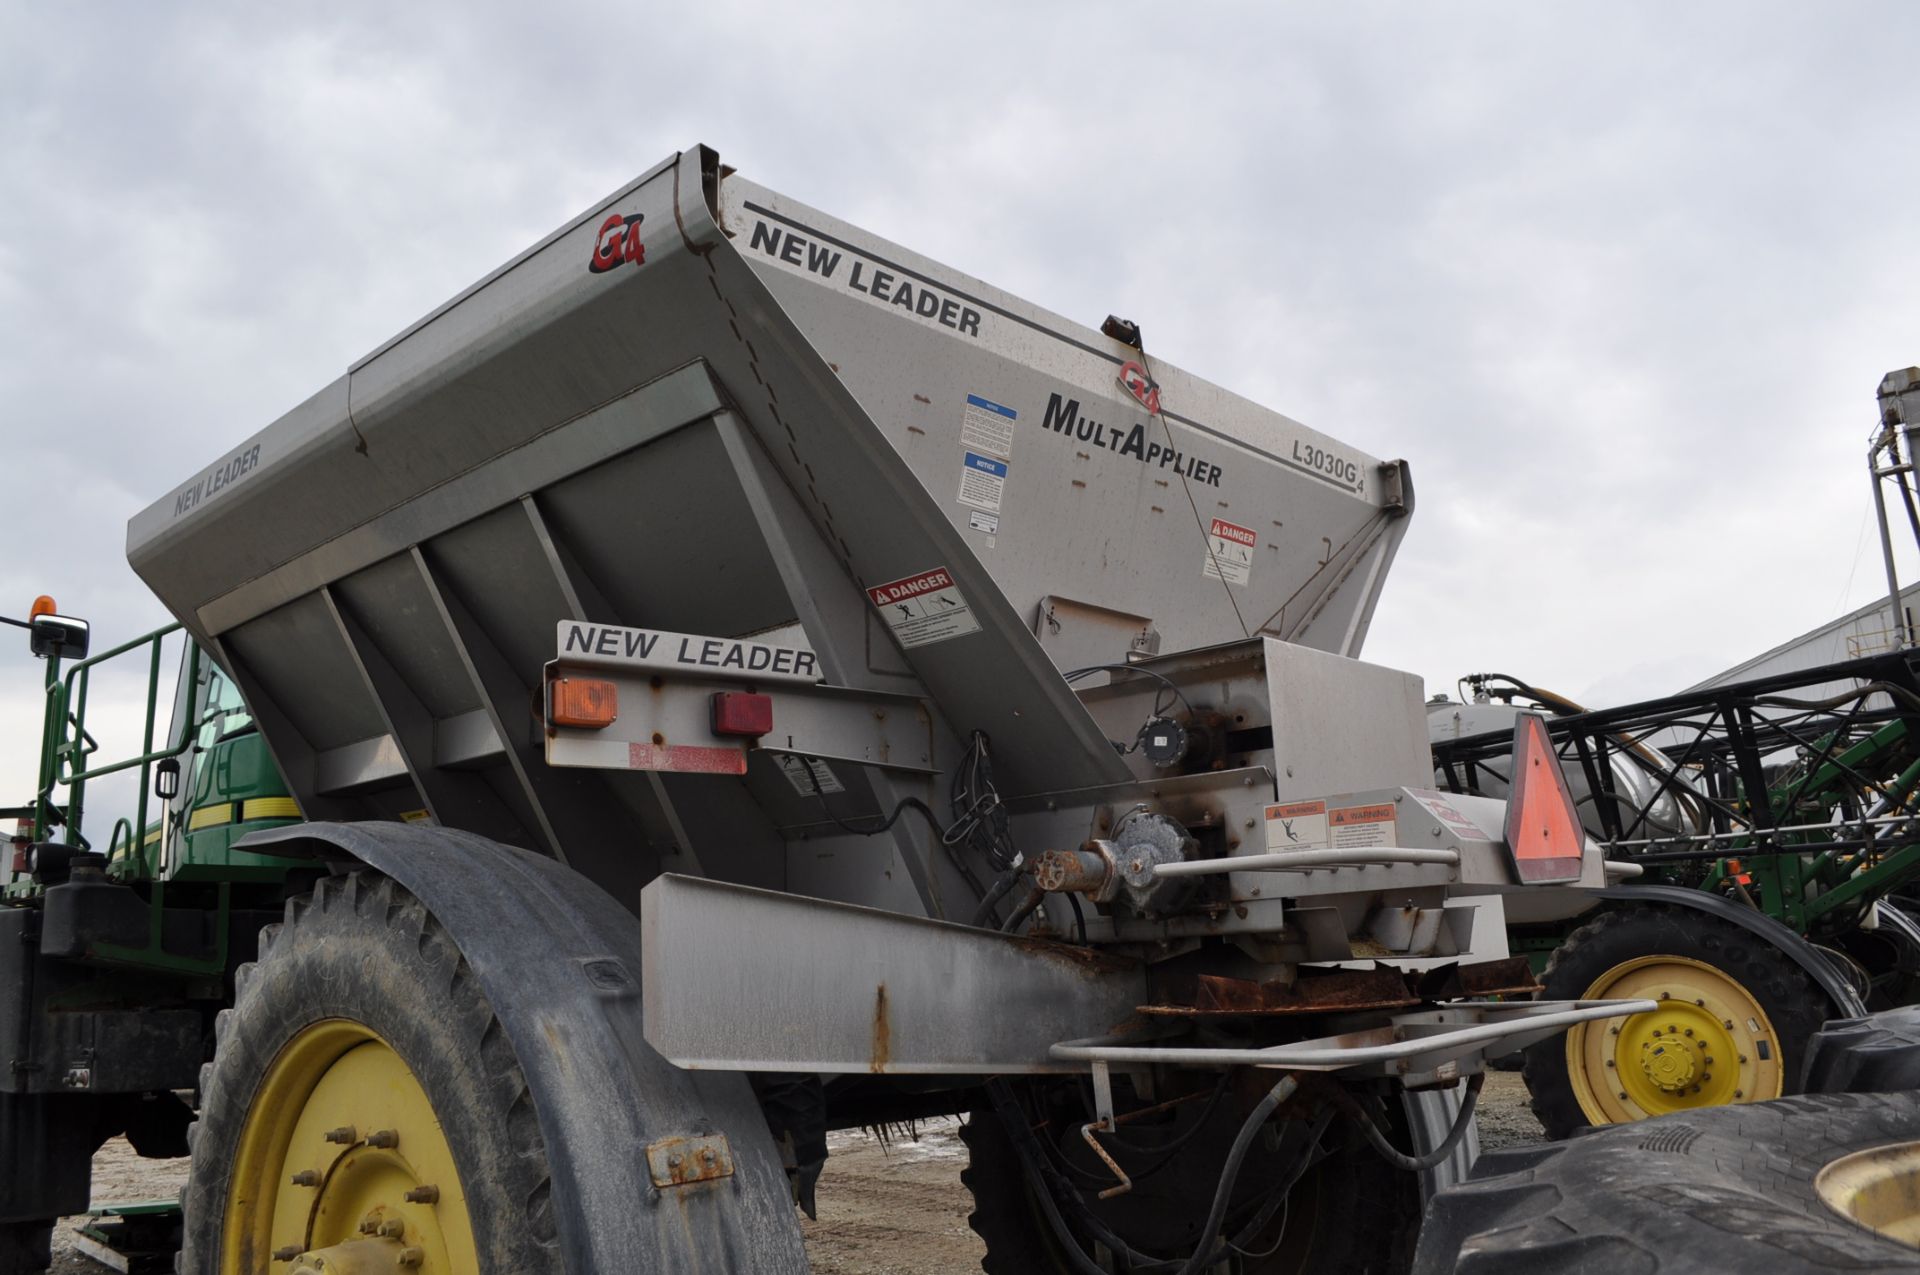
[1524,903,1831,1139]
[1413,1090,1920,1274]
[0,1221,52,1274]
[959,1095,1417,1274]
[178,871,564,1275]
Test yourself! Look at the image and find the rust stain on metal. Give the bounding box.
[645,1133,734,1188]
[1140,968,1420,1017]
[870,983,890,1073]
[1003,934,1140,977]
[1417,955,1542,1000]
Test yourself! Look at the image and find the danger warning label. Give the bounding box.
[1329,803,1397,849]
[1202,518,1256,586]
[868,566,981,649]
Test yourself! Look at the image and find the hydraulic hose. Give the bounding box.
[971,868,1022,928]
[1000,884,1046,933]
[1348,1073,1483,1172]
[1171,1075,1299,1275]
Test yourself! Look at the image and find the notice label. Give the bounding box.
[1264,800,1329,851]
[968,510,1000,535]
[957,451,1008,513]
[868,566,982,648]
[1330,803,1397,849]
[775,754,845,796]
[1202,518,1257,586]
[960,394,1017,458]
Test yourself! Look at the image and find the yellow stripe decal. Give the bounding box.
[186,804,234,832]
[240,797,302,822]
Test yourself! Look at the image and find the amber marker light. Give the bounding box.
[550,677,619,729]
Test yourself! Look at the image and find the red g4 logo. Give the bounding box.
[1119,360,1162,415]
[590,212,646,274]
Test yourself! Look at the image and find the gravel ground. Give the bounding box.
[50,1079,1546,1273]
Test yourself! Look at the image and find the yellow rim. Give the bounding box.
[1566,954,1784,1126]
[1816,1140,1920,1248]
[224,1019,477,1273]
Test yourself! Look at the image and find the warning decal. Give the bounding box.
[1329,803,1397,849]
[868,566,982,648]
[775,755,845,796]
[1202,518,1256,586]
[960,394,1017,458]
[1264,799,1329,851]
[957,451,1008,513]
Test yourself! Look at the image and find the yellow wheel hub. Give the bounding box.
[224,1020,476,1273]
[1566,954,1784,1126]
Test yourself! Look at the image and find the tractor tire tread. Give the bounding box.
[177,869,561,1274]
[1413,1090,1920,1274]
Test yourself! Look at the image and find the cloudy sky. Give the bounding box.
[4,2,1919,811]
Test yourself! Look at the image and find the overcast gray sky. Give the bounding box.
[5,2,1920,810]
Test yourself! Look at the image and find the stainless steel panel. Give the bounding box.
[1264,639,1432,801]
[640,874,1147,1074]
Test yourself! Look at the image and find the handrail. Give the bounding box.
[35,622,189,879]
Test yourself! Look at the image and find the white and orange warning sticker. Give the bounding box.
[868,566,981,649]
[1264,799,1329,850]
[1329,802,1397,849]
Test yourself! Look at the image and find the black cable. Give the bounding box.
[1092,1070,1231,1165]
[1001,885,1045,933]
[1063,664,1195,718]
[1346,1074,1482,1173]
[1218,1108,1332,1261]
[800,756,989,901]
[1170,1075,1299,1275]
[970,868,1023,928]
[988,1075,1327,1274]
[985,1081,1178,1273]
[1065,892,1087,944]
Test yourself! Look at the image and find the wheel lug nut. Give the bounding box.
[404,1185,440,1204]
[1735,1089,1744,1098]
[378,1218,405,1239]
[1618,1091,1630,1101]
[1605,1060,1615,1068]
[324,1126,357,1144]
[1694,999,1705,1007]
[1738,1055,1748,1064]
[398,1249,425,1268]
[1684,1028,1693,1037]
[273,1246,302,1262]
[290,1170,320,1187]
[360,1215,380,1235]
[368,1129,400,1149]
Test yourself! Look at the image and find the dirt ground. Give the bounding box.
[50,1073,1544,1273]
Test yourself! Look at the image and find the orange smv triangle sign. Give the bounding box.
[1501,711,1586,885]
